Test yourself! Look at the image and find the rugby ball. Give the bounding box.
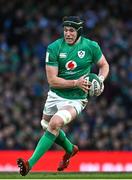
[85,73,101,96]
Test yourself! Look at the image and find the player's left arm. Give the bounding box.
[97,54,109,81]
[95,54,109,96]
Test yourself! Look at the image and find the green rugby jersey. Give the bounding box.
[45,37,102,99]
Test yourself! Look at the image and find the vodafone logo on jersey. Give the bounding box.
[65,60,77,70]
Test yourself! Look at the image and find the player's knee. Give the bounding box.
[48,118,63,131]
[41,119,48,130]
[48,110,72,132]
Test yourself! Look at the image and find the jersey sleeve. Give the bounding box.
[92,41,102,64]
[45,45,58,66]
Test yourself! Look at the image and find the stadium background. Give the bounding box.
[0,0,132,172]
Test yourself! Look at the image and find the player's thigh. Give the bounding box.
[57,99,87,123]
[58,99,87,116]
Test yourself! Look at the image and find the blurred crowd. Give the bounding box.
[0,0,132,150]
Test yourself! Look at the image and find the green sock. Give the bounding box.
[55,130,73,154]
[28,130,56,168]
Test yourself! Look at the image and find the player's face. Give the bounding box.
[64,26,77,45]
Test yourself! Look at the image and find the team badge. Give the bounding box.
[78,50,85,58]
[65,60,77,70]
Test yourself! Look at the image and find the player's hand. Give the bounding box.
[74,76,91,93]
[94,75,104,96]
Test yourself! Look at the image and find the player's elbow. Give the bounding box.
[47,78,54,87]
[103,59,109,68]
[105,61,109,74]
[47,77,58,88]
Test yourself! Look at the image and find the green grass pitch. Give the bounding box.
[0,172,132,179]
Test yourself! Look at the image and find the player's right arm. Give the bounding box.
[46,65,90,93]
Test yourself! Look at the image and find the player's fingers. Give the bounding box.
[83,77,91,86]
[82,88,88,93]
[87,82,92,89]
[83,81,91,89]
[82,85,90,92]
[83,79,89,84]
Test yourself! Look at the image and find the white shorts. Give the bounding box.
[43,90,88,116]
